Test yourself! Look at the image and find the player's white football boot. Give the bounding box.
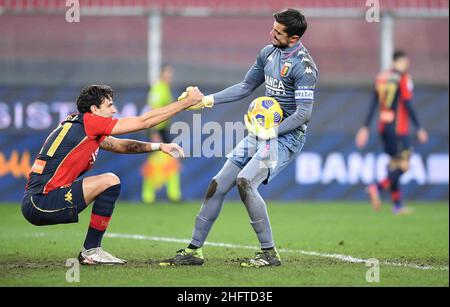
[78,247,127,265]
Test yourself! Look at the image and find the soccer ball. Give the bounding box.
[247,96,283,129]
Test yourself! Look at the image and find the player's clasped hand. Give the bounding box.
[244,114,277,140]
[179,86,204,107]
[178,86,214,110]
[160,143,185,158]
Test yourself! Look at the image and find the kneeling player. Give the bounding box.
[22,84,202,264]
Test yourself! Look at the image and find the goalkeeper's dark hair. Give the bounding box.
[76,84,114,113]
[393,50,408,62]
[273,8,307,38]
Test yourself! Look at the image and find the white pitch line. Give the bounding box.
[105,233,449,271]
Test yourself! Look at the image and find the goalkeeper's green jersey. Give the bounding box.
[147,80,173,130]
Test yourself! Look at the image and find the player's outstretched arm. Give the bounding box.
[110,87,203,135]
[100,137,184,158]
[178,87,214,110]
[181,47,268,110]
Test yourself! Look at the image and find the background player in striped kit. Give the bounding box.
[356,50,428,214]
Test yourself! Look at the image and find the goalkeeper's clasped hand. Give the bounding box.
[178,86,214,110]
[244,114,277,140]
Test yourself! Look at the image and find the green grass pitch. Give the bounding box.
[0,201,448,287]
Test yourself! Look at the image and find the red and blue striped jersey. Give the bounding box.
[375,69,414,135]
[26,113,118,194]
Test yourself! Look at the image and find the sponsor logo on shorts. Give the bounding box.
[64,189,73,205]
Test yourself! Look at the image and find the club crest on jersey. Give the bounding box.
[280,62,292,77]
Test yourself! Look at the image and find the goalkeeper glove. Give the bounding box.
[244,114,277,140]
[178,86,214,110]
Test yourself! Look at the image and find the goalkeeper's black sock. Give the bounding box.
[261,247,274,251]
[188,244,199,250]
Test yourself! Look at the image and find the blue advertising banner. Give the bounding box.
[0,86,448,202]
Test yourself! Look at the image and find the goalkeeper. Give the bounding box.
[160,8,318,267]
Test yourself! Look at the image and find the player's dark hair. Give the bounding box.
[76,84,114,113]
[393,50,407,61]
[273,8,307,38]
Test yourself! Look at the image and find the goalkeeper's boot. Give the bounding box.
[159,248,204,266]
[78,247,127,265]
[366,184,381,211]
[240,249,281,268]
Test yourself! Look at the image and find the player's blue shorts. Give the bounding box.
[21,180,86,226]
[227,129,306,184]
[380,131,411,159]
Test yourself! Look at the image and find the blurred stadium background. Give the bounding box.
[0,0,448,203]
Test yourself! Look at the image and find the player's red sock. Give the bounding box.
[83,184,120,249]
[389,168,404,207]
[391,190,402,208]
